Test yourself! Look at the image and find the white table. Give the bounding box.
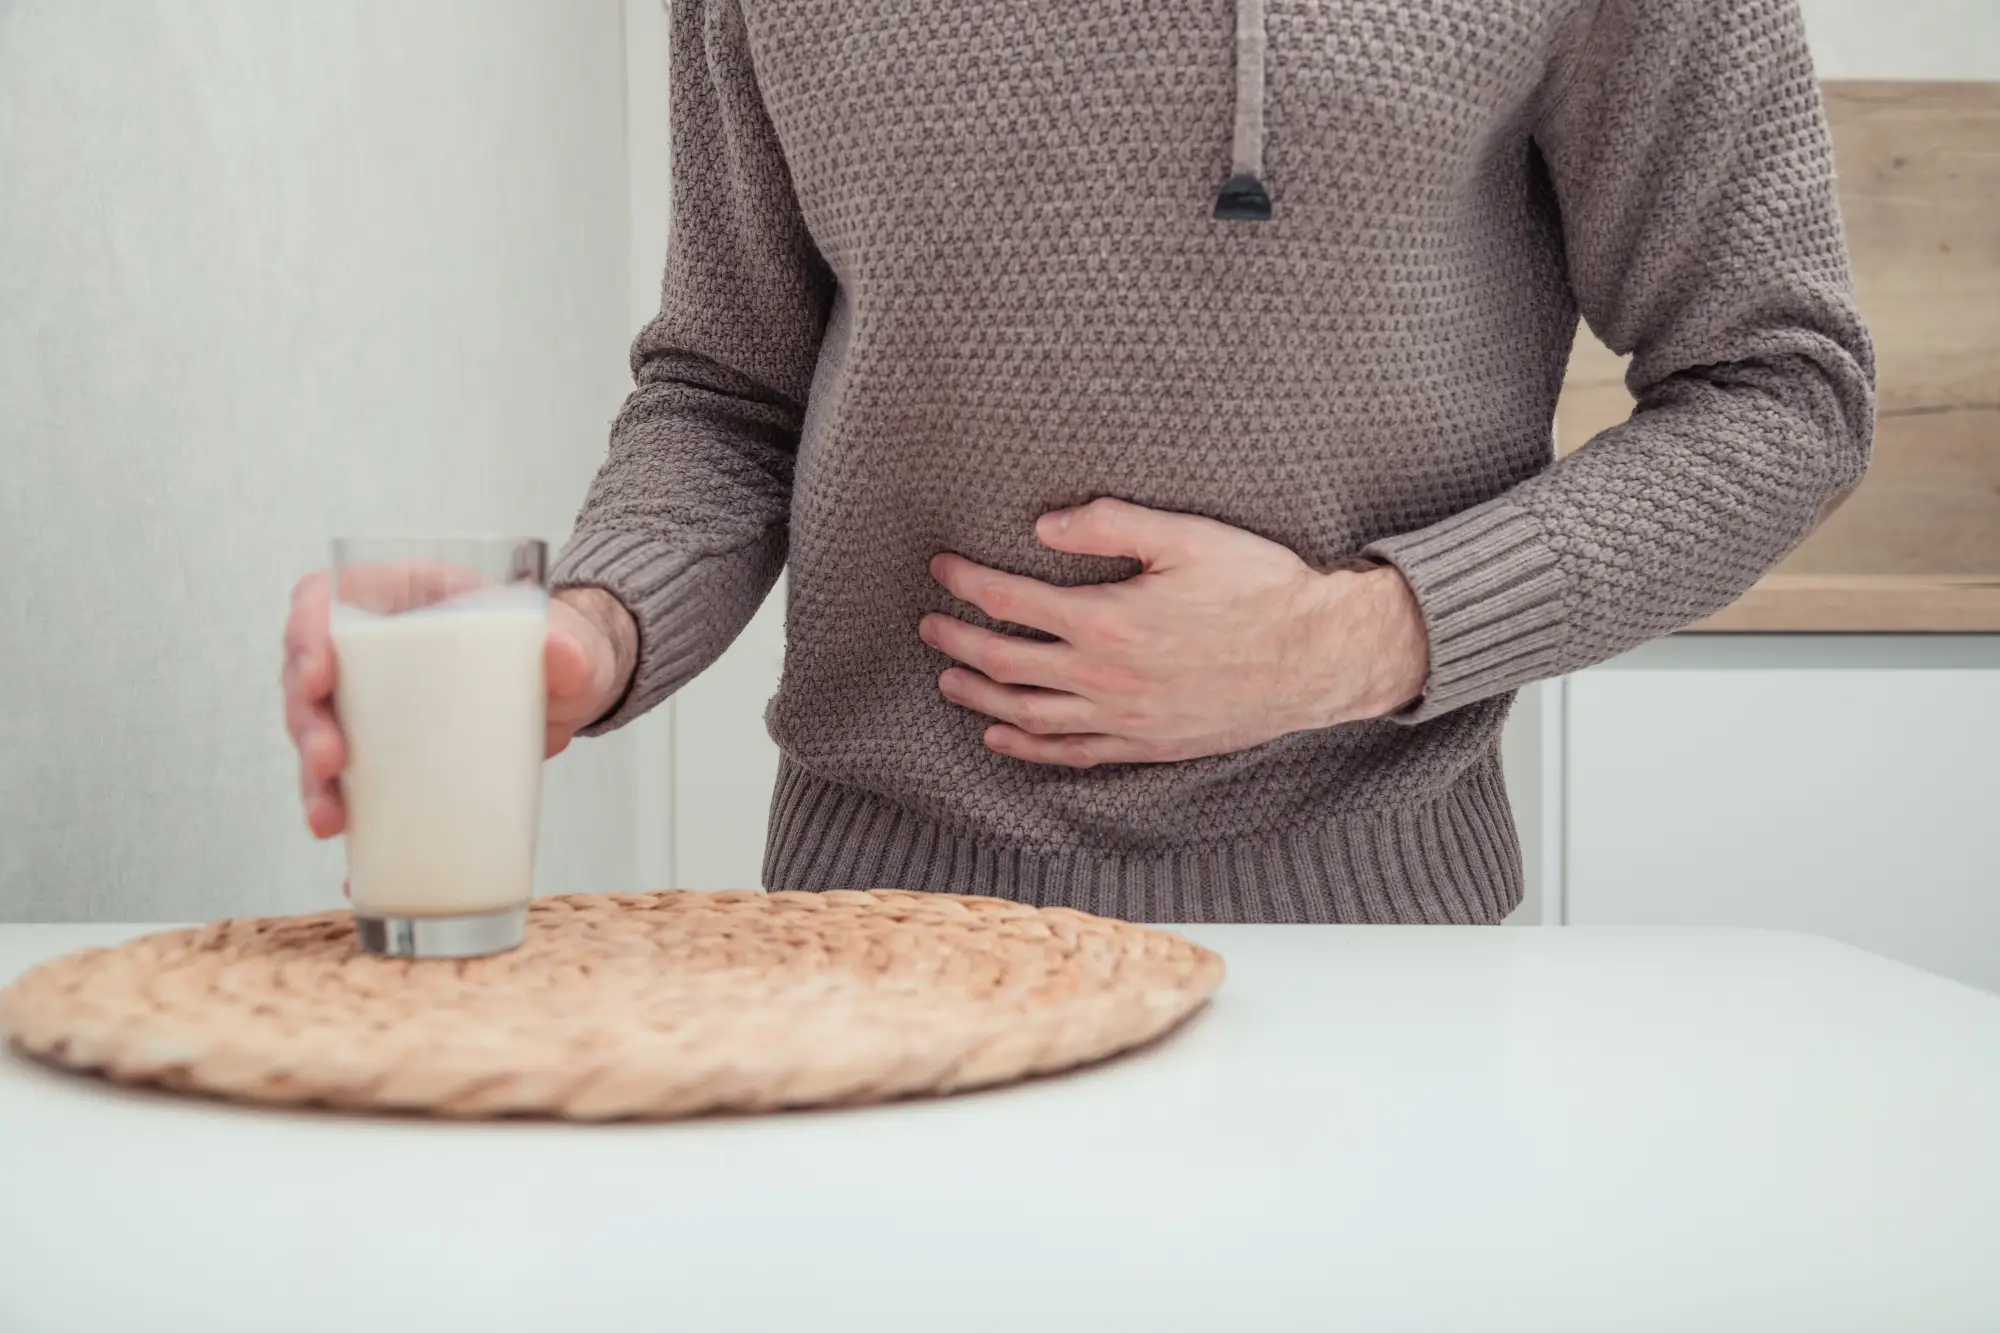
[3,924,1997,1333]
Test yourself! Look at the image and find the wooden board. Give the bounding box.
[1555,81,2000,632]
[1691,575,2000,632]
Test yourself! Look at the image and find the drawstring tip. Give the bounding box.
[1212,173,1272,222]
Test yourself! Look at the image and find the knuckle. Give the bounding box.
[1012,696,1054,735]
[1068,659,1115,695]
[977,580,1016,622]
[1114,704,1157,734]
[982,646,1022,682]
[1090,663,1143,697]
[1094,617,1140,652]
[1069,594,1133,649]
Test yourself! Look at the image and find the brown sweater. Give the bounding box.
[553,0,1873,923]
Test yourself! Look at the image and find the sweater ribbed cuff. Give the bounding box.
[550,529,752,736]
[764,750,1524,923]
[1364,498,1568,724]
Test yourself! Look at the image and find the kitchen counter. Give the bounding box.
[3,922,1998,1333]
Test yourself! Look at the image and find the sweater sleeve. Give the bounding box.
[1365,0,1874,723]
[552,0,833,734]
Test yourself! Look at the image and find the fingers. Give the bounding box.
[544,595,620,731]
[937,668,1098,736]
[286,572,347,837]
[300,770,345,838]
[919,614,1081,690]
[289,688,346,836]
[927,553,1083,639]
[331,558,498,615]
[1034,497,1218,570]
[284,573,337,702]
[286,693,346,780]
[980,725,1159,769]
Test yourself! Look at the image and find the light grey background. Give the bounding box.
[1800,0,2000,77]
[0,0,642,920]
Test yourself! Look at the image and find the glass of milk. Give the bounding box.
[330,536,548,958]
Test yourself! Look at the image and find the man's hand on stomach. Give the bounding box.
[919,498,1431,769]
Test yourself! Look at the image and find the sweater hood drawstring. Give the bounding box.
[1214,0,1273,221]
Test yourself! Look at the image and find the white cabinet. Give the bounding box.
[1565,637,2000,991]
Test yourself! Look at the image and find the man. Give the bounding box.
[284,0,1872,924]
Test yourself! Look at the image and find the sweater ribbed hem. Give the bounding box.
[1365,498,1568,724]
[762,753,1523,925]
[550,529,775,735]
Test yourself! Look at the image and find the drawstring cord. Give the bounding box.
[1214,0,1273,221]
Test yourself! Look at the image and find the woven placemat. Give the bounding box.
[0,890,1224,1120]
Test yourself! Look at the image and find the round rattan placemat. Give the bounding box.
[0,890,1224,1120]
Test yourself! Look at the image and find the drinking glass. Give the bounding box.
[330,536,548,957]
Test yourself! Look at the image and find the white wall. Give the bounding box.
[1800,0,2000,79]
[0,0,642,920]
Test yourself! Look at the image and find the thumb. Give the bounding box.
[545,625,595,702]
[543,610,609,727]
[1036,498,1206,570]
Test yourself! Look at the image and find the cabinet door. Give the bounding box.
[1566,663,2000,992]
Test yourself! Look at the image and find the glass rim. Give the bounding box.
[331,532,547,549]
[330,534,549,593]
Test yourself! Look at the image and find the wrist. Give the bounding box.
[1353,564,1431,719]
[1298,562,1431,726]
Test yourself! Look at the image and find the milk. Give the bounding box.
[331,587,547,918]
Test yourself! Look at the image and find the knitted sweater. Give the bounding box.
[553,0,1873,923]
